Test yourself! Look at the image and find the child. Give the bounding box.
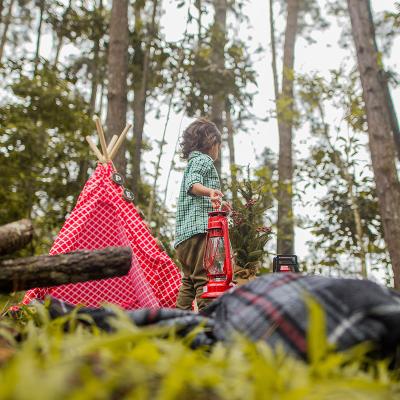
[175,118,223,311]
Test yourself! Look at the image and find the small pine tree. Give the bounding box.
[228,167,274,279]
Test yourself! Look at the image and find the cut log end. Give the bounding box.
[0,219,34,256]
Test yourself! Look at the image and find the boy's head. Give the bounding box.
[181,118,222,160]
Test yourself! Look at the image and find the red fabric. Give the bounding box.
[22,163,181,309]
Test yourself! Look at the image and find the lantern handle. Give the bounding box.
[221,217,233,285]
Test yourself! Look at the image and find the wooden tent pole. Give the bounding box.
[86,136,106,163]
[109,123,132,161]
[107,135,119,155]
[93,115,109,161]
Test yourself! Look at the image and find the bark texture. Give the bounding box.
[225,104,237,201]
[106,0,129,172]
[131,0,158,196]
[347,0,400,287]
[0,0,15,63]
[0,247,132,293]
[276,0,299,254]
[0,219,33,256]
[210,0,227,177]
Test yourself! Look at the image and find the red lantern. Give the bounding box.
[201,211,234,299]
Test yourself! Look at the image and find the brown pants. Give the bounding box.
[175,233,211,311]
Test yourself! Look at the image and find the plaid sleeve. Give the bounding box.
[184,155,212,195]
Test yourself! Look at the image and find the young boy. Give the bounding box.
[175,118,223,311]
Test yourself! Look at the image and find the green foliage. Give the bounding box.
[385,3,400,29]
[297,70,389,276]
[179,38,256,117]
[228,167,274,270]
[0,302,398,399]
[0,61,93,253]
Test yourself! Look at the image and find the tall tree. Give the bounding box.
[0,1,4,24]
[275,0,300,254]
[130,0,158,196]
[225,101,238,201]
[33,0,45,74]
[347,0,400,287]
[50,0,73,67]
[106,0,129,172]
[0,0,15,63]
[210,0,227,176]
[88,0,104,116]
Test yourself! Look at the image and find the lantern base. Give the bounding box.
[201,281,233,299]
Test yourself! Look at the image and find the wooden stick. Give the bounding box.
[86,136,106,163]
[0,219,33,256]
[107,135,119,154]
[93,115,109,161]
[0,247,132,293]
[109,123,132,161]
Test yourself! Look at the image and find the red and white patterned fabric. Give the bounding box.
[22,163,181,309]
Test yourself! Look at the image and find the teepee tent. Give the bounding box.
[22,117,181,309]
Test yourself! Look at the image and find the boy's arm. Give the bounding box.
[190,183,223,209]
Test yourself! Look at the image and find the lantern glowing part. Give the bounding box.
[202,211,234,299]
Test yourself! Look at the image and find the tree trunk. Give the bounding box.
[131,0,158,196]
[131,87,145,195]
[147,93,172,221]
[347,0,400,288]
[0,0,15,63]
[225,104,237,201]
[276,0,299,255]
[269,0,279,102]
[383,75,400,161]
[98,81,105,117]
[89,0,103,115]
[53,0,72,67]
[0,0,4,24]
[0,219,33,256]
[195,0,202,45]
[53,36,63,67]
[363,3,400,162]
[210,0,227,177]
[349,186,368,278]
[163,114,183,205]
[76,0,104,187]
[34,0,45,75]
[106,0,129,173]
[0,247,132,293]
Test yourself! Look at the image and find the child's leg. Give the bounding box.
[175,234,210,310]
[176,274,195,310]
[190,235,212,311]
[176,239,197,310]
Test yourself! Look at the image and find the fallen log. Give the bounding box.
[0,219,34,256]
[0,247,132,293]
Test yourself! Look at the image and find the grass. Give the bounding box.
[0,299,398,399]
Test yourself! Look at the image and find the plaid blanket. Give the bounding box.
[42,273,400,360]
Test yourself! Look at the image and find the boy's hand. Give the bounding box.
[209,189,223,210]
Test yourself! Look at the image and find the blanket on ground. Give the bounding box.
[39,273,400,360]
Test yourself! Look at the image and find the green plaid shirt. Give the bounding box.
[174,151,221,248]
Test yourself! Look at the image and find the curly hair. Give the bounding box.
[180,118,222,159]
